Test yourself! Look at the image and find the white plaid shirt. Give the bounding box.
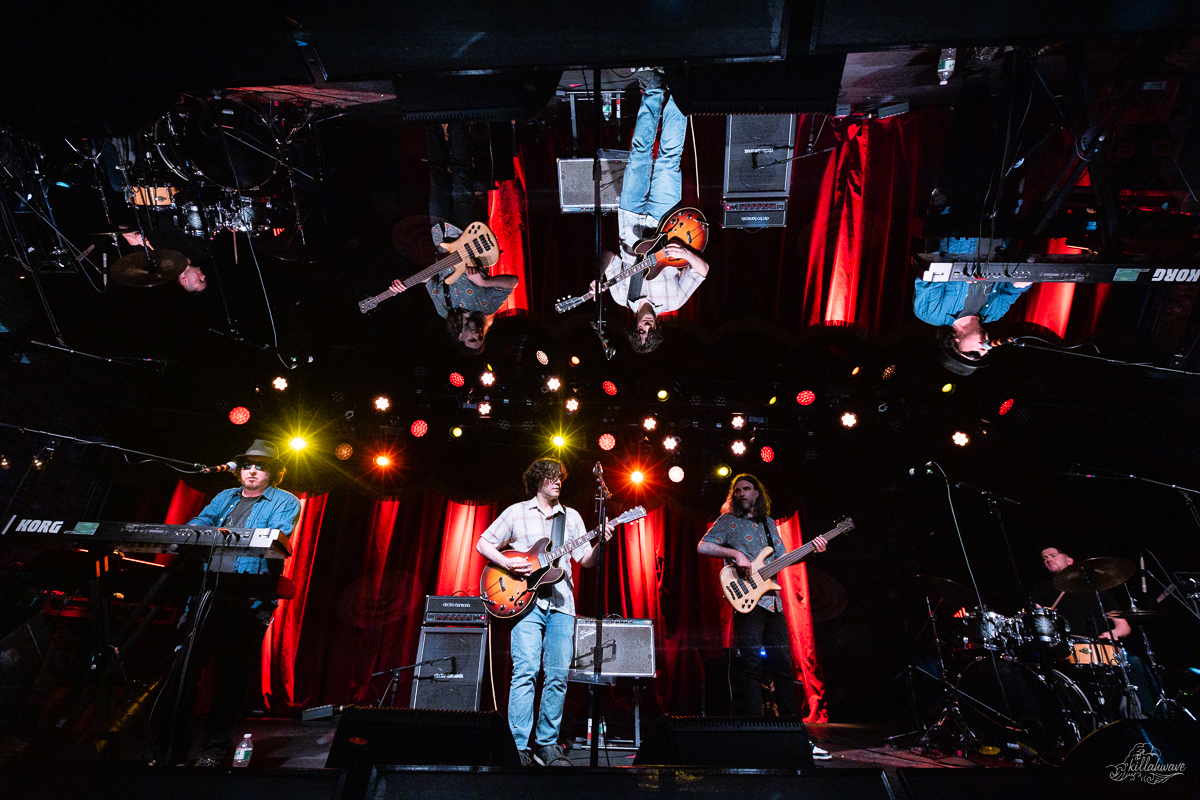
[480,498,590,615]
[605,209,705,313]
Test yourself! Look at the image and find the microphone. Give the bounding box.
[985,336,1018,350]
[593,462,603,476]
[1156,583,1177,605]
[201,461,239,474]
[908,461,934,476]
[1141,554,1147,594]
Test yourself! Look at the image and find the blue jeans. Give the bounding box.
[508,604,574,748]
[620,88,686,221]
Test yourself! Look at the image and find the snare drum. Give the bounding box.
[125,182,179,208]
[1065,636,1127,669]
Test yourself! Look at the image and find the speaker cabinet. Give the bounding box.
[557,155,628,213]
[571,617,656,677]
[634,715,815,769]
[410,627,486,711]
[723,115,797,198]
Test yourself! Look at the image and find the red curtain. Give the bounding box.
[488,156,530,316]
[774,513,826,722]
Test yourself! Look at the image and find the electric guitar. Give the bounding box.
[719,518,854,613]
[554,207,708,314]
[480,506,646,619]
[358,221,501,313]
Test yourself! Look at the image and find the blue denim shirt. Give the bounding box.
[913,279,1030,327]
[189,485,301,574]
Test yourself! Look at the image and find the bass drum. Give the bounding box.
[956,657,1094,762]
[156,97,281,192]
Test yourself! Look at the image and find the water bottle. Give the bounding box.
[232,733,253,767]
[937,48,956,85]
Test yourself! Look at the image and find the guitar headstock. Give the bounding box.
[835,517,855,534]
[613,505,647,525]
[358,297,378,314]
[555,295,585,314]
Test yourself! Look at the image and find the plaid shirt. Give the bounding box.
[480,497,590,615]
[605,209,705,313]
[701,513,786,612]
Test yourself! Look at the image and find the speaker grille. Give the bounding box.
[557,157,628,212]
[410,627,487,711]
[723,115,797,198]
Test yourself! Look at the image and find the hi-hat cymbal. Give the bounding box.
[1106,608,1163,619]
[903,574,974,605]
[1052,557,1137,593]
[109,249,188,287]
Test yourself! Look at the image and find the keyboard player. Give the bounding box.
[162,439,300,767]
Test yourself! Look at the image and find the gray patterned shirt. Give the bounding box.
[701,513,787,612]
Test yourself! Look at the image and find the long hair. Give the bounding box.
[721,473,770,521]
[446,308,491,355]
[523,458,566,497]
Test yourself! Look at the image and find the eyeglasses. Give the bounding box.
[240,462,268,471]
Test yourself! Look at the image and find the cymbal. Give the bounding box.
[1106,608,1163,619]
[903,574,973,605]
[109,249,188,287]
[1052,557,1137,593]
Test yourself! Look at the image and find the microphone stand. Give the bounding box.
[372,655,457,708]
[590,65,616,361]
[952,481,1024,602]
[589,461,611,767]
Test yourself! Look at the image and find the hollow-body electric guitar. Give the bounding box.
[554,207,708,314]
[358,221,501,313]
[720,518,854,613]
[480,506,646,619]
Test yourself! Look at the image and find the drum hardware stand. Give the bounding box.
[911,592,982,755]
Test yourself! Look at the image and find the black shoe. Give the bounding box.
[534,742,571,767]
[635,67,664,91]
[517,749,534,767]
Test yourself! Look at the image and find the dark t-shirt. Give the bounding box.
[1030,580,1121,638]
[224,494,263,529]
[956,281,992,319]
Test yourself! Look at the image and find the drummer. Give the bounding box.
[1031,546,1131,640]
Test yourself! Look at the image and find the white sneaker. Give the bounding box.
[811,743,833,760]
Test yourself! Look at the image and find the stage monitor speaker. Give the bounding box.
[572,616,655,677]
[723,115,797,198]
[9,768,346,800]
[664,54,846,116]
[633,715,815,769]
[557,153,628,213]
[393,70,562,123]
[899,764,1200,799]
[1062,718,1200,773]
[410,626,486,711]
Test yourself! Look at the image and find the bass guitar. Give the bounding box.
[358,221,501,313]
[480,506,646,619]
[554,207,708,314]
[720,518,854,613]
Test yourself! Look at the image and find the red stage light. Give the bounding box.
[760,446,775,463]
[410,420,428,437]
[796,390,816,406]
[449,372,465,387]
[598,433,616,451]
[999,398,1015,415]
[602,381,617,396]
[229,407,251,425]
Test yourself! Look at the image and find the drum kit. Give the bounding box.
[905,556,1170,763]
[111,93,312,241]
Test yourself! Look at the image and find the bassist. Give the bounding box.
[475,458,613,766]
[697,475,827,732]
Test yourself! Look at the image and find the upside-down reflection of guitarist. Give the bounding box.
[697,474,831,758]
[475,458,614,767]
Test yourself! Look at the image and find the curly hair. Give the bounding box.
[446,308,491,356]
[721,473,771,521]
[627,320,664,354]
[523,458,566,497]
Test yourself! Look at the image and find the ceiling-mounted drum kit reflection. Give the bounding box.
[116,93,313,240]
[905,557,1177,763]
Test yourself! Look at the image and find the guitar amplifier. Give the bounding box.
[423,595,487,626]
[571,617,656,678]
[557,153,628,213]
[722,199,788,229]
[410,627,487,711]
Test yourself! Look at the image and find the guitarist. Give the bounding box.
[697,475,828,745]
[475,458,614,767]
[595,68,709,354]
[388,222,518,354]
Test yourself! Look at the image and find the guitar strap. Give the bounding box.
[537,511,568,601]
[626,265,646,303]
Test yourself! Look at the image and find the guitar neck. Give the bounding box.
[758,525,847,580]
[369,252,465,304]
[539,525,604,566]
[600,252,659,295]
